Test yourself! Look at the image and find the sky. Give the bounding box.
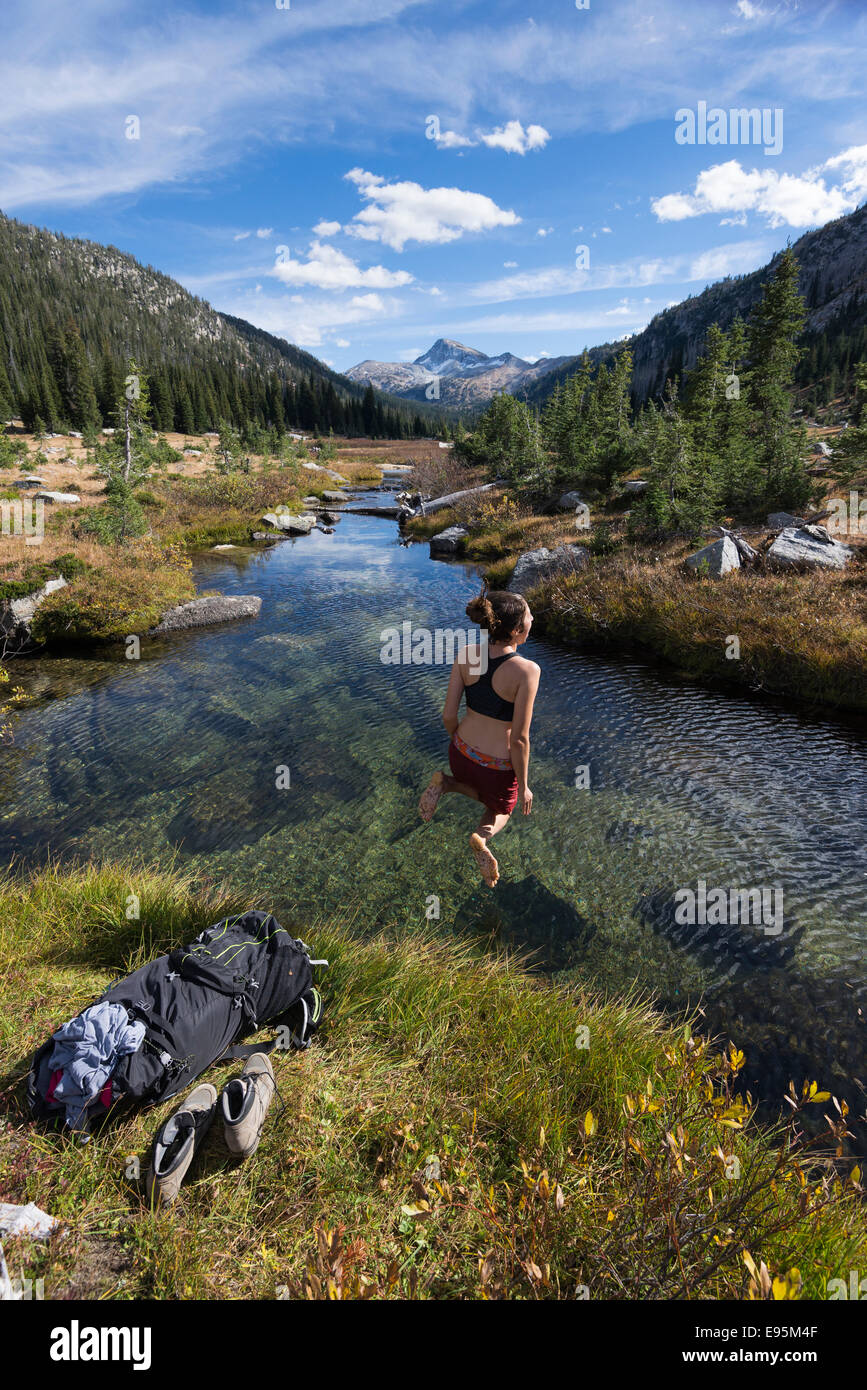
[1,0,866,374]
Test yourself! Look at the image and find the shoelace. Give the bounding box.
[243,1068,286,1121]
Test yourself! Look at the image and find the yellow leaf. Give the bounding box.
[584,1110,597,1138]
[401,1202,431,1218]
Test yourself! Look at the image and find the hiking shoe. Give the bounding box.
[221,1053,275,1159]
[145,1083,218,1207]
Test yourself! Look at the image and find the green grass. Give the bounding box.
[0,860,864,1301]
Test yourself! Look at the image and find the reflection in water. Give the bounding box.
[2,505,866,1139]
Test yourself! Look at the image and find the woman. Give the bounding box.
[418,586,540,888]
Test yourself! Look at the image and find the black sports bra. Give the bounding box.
[464,652,517,723]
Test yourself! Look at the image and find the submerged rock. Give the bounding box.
[509,544,589,596]
[430,525,468,556]
[151,594,262,633]
[767,525,853,571]
[684,535,741,578]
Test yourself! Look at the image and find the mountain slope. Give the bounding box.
[525,203,867,411]
[0,214,439,436]
[346,337,569,407]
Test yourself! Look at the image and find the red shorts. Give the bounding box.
[448,735,519,817]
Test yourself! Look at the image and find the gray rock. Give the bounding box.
[320,511,341,525]
[557,491,585,510]
[302,496,321,506]
[34,490,80,504]
[623,480,649,494]
[684,535,741,578]
[13,477,45,488]
[212,544,236,550]
[814,440,833,457]
[767,511,805,530]
[0,575,67,651]
[767,526,853,570]
[430,525,469,556]
[152,594,262,633]
[251,532,281,542]
[509,544,590,595]
[322,490,350,503]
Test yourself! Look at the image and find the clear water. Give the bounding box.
[3,498,866,1132]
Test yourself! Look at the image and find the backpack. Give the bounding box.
[27,910,326,1134]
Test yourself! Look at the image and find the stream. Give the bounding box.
[3,495,866,1136]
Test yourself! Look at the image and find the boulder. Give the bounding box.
[509,544,589,595]
[212,544,236,550]
[251,532,281,542]
[684,535,741,578]
[0,575,67,651]
[767,511,805,530]
[322,490,350,503]
[34,491,80,504]
[623,480,649,494]
[557,491,585,511]
[320,511,341,525]
[13,477,45,488]
[813,440,833,457]
[430,525,468,556]
[152,594,262,634]
[767,526,853,571]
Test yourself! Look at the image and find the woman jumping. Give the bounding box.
[418,586,540,888]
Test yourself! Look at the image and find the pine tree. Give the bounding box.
[746,247,809,509]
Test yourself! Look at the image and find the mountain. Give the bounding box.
[0,214,440,437]
[524,203,867,413]
[346,337,570,407]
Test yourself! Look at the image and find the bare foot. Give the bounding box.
[418,771,445,822]
[470,832,499,888]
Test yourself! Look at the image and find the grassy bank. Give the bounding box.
[0,861,864,1300]
[407,499,867,715]
[0,431,409,646]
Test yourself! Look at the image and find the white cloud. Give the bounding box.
[504,260,518,268]
[270,240,414,290]
[434,129,476,149]
[480,120,550,155]
[335,338,351,348]
[537,227,554,237]
[469,238,772,303]
[343,168,520,252]
[220,286,400,348]
[255,227,273,238]
[234,231,251,241]
[314,219,342,237]
[652,147,867,229]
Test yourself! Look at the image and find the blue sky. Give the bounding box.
[1,0,866,373]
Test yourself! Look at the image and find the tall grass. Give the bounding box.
[0,860,864,1300]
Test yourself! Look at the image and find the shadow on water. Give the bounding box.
[454,874,595,972]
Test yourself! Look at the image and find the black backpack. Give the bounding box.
[27,910,325,1133]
